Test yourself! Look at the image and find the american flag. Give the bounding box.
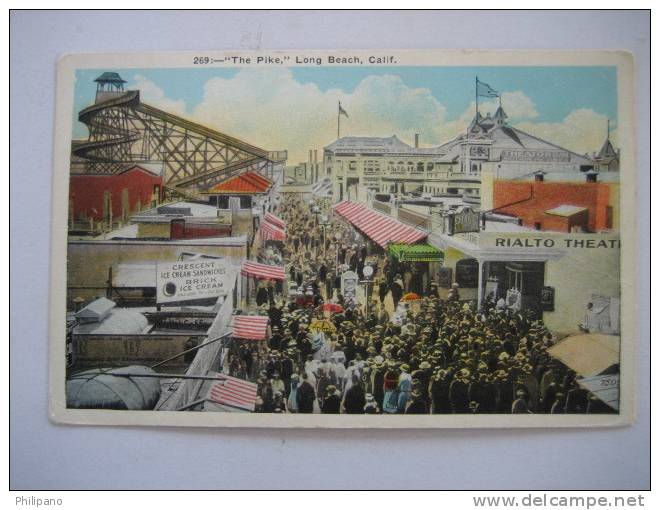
[232,315,270,340]
[207,375,258,412]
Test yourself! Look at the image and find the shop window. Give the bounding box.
[455,259,479,288]
[217,196,230,209]
[239,196,252,209]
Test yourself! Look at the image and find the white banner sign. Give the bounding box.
[157,260,235,304]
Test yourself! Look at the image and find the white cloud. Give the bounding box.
[514,108,616,156]
[127,71,613,163]
[477,90,539,120]
[191,68,450,162]
[129,75,187,116]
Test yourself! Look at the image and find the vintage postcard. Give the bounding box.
[49,50,636,428]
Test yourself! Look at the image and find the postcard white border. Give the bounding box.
[49,49,637,429]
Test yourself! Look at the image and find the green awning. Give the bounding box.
[389,243,444,262]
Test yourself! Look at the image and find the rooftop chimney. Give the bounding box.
[414,134,420,148]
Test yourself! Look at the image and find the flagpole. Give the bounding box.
[475,76,479,119]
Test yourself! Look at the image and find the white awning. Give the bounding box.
[547,333,620,377]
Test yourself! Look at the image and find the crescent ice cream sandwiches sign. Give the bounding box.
[157,260,235,304]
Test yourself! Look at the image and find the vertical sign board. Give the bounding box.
[541,285,555,311]
[157,260,236,304]
[341,270,359,303]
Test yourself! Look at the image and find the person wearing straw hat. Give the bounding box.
[405,387,428,414]
[321,385,341,414]
[296,372,316,414]
[343,373,366,414]
[396,363,413,413]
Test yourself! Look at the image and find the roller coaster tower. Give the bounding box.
[71,72,286,198]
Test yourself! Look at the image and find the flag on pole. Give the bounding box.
[338,101,349,118]
[476,78,499,98]
[207,375,258,411]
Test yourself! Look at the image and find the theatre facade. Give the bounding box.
[427,228,621,335]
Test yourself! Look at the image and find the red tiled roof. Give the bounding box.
[205,172,273,194]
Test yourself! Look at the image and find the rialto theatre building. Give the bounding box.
[427,216,621,335]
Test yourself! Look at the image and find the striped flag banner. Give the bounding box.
[231,315,270,340]
[207,375,258,412]
[241,260,286,281]
[264,212,286,229]
[260,221,286,241]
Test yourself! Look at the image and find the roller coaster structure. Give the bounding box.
[72,86,285,197]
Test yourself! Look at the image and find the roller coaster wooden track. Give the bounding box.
[72,91,282,194]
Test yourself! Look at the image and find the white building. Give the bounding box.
[323,106,600,205]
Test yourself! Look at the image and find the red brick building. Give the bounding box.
[69,166,162,224]
[493,177,615,233]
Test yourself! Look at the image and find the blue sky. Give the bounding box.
[72,66,618,161]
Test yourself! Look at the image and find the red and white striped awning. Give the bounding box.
[332,200,427,248]
[240,260,286,281]
[207,375,258,411]
[260,220,286,241]
[264,212,286,229]
[231,315,270,340]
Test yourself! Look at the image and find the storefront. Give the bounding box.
[428,230,621,334]
[387,243,444,295]
[332,200,427,251]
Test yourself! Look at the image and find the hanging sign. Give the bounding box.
[157,260,235,304]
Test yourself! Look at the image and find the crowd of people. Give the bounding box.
[223,193,612,415]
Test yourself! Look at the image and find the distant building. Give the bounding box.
[324,135,452,202]
[202,171,273,209]
[69,296,216,373]
[591,122,620,172]
[323,105,605,205]
[130,201,233,240]
[484,172,619,233]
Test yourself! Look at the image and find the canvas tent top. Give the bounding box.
[547,333,620,378]
[66,365,161,410]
